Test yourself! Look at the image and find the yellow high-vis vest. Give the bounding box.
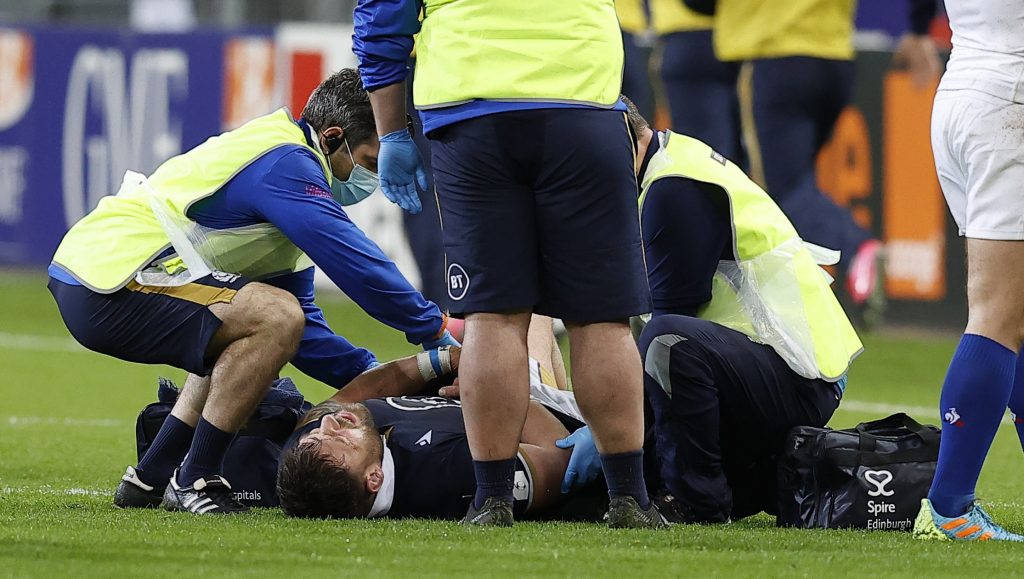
[650,0,713,35]
[52,109,328,293]
[713,0,856,62]
[413,0,624,109]
[640,131,862,381]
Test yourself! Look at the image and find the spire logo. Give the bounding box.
[863,469,894,497]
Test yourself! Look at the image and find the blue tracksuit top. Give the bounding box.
[49,118,444,389]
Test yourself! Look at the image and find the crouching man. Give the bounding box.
[627,98,863,523]
[48,68,456,514]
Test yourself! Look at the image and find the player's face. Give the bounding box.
[300,403,381,474]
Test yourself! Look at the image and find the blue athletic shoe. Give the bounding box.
[913,498,1024,542]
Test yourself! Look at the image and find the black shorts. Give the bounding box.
[48,273,251,376]
[429,108,652,322]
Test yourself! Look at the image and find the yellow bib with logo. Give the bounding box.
[414,0,623,109]
[640,131,862,381]
[52,109,329,293]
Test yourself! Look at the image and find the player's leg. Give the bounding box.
[660,30,743,164]
[429,112,540,526]
[916,239,1024,540]
[534,108,662,528]
[527,314,567,390]
[916,91,1024,541]
[928,239,1024,507]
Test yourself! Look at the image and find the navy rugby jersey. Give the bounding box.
[364,396,481,518]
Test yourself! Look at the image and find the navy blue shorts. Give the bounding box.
[48,274,251,376]
[429,108,652,322]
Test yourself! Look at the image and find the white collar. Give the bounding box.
[367,437,394,518]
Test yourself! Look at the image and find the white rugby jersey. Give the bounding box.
[941,0,1024,102]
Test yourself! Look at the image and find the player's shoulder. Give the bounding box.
[366,396,464,421]
[366,397,466,440]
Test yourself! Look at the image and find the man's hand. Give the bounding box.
[438,377,460,399]
[555,426,602,493]
[378,128,426,214]
[892,33,941,89]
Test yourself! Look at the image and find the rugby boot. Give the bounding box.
[913,498,1024,542]
[161,469,248,514]
[113,466,165,509]
[653,492,728,524]
[606,496,670,529]
[461,496,514,527]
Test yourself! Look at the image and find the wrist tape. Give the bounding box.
[417,346,453,382]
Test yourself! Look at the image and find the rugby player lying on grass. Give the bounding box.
[277,316,587,520]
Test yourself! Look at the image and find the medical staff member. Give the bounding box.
[697,0,939,308]
[353,0,663,528]
[626,98,862,522]
[48,69,456,515]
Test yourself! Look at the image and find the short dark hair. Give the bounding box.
[276,439,374,519]
[620,95,650,140]
[301,68,376,147]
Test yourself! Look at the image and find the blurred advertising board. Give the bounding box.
[0,26,261,265]
[817,51,966,328]
[0,23,419,290]
[0,24,964,326]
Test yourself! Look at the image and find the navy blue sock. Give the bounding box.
[1008,351,1024,452]
[601,450,650,508]
[928,334,1015,517]
[472,458,515,509]
[136,415,194,488]
[178,418,235,487]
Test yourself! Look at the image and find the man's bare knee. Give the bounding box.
[256,287,304,343]
[209,283,304,353]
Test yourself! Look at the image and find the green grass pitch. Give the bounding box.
[1,270,1021,577]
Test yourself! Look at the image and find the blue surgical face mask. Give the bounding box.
[328,138,379,206]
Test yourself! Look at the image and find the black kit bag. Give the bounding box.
[135,376,312,508]
[776,413,940,531]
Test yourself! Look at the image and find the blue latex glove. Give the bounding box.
[422,329,460,350]
[378,128,427,214]
[555,426,601,493]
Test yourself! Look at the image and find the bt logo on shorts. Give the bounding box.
[447,263,469,301]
